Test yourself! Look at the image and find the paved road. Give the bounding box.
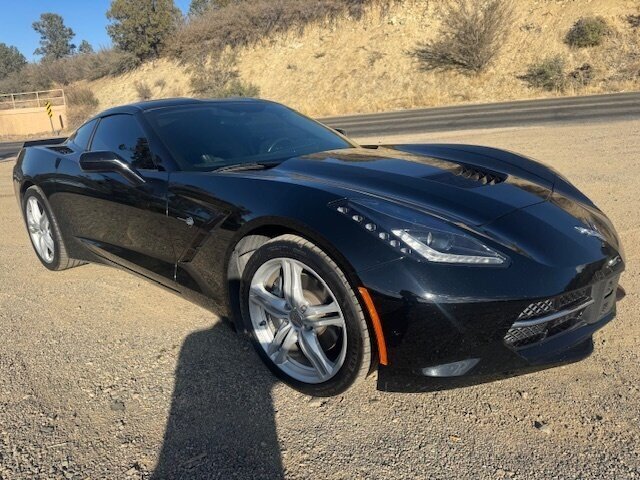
[322,91,640,137]
[0,141,23,162]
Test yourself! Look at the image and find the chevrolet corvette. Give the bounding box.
[13,98,625,396]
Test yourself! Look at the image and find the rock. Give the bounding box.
[40,425,54,434]
[110,399,125,412]
[534,421,552,434]
[308,397,327,408]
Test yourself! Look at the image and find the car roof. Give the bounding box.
[96,97,273,117]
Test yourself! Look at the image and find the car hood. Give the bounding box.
[273,146,555,226]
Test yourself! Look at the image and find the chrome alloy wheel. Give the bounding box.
[249,258,348,384]
[26,197,55,263]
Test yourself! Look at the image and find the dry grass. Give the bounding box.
[134,80,153,101]
[82,0,640,117]
[168,0,392,61]
[65,86,99,129]
[189,50,259,99]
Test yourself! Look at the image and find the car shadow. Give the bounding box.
[151,320,284,479]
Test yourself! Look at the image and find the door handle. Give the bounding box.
[177,216,194,227]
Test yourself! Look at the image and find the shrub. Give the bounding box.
[84,49,141,79]
[65,86,99,129]
[190,51,259,98]
[627,15,640,29]
[0,64,53,94]
[0,48,141,95]
[367,50,384,66]
[37,57,80,85]
[523,55,567,91]
[155,78,167,89]
[135,81,153,101]
[66,86,99,108]
[565,17,610,48]
[411,0,514,73]
[169,0,385,61]
[568,63,595,87]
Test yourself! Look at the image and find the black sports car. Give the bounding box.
[13,98,625,396]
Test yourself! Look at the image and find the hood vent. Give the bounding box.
[455,166,505,186]
[47,145,73,155]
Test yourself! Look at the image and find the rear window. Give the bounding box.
[144,102,353,171]
[69,119,97,151]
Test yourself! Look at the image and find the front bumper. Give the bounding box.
[358,256,623,393]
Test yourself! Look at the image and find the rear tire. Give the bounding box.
[240,234,372,397]
[22,187,84,271]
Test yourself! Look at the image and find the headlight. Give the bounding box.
[331,197,508,266]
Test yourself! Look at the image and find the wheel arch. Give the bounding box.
[224,217,379,369]
[20,180,35,196]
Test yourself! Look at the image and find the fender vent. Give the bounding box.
[455,166,505,185]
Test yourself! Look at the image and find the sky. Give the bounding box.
[0,0,191,61]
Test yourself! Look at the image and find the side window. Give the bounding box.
[91,114,155,169]
[70,119,97,151]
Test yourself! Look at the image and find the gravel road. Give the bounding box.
[1,120,639,479]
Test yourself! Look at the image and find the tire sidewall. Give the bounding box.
[240,238,367,397]
[22,188,61,271]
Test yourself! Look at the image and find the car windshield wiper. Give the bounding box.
[213,161,280,173]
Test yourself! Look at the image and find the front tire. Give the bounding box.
[240,234,372,397]
[22,187,83,271]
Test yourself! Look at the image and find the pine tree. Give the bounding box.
[32,13,76,60]
[107,0,182,60]
[0,43,27,79]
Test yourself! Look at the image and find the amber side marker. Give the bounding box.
[358,287,388,366]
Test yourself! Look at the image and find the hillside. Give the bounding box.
[84,0,640,118]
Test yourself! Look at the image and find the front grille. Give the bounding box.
[505,287,592,348]
[517,287,591,321]
[505,312,584,347]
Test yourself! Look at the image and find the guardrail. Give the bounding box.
[0,89,66,111]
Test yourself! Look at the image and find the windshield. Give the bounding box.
[144,101,355,171]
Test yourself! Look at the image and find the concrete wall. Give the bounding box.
[0,105,67,137]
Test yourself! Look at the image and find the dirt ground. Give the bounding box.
[0,119,639,479]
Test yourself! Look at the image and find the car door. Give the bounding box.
[53,113,176,286]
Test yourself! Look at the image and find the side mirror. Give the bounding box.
[334,128,347,136]
[79,151,145,186]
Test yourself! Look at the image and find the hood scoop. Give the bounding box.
[47,145,73,155]
[427,165,506,189]
[455,165,506,185]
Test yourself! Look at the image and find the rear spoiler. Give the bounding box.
[22,137,67,149]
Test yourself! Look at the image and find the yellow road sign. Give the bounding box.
[45,101,52,118]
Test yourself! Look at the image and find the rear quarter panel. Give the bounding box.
[13,146,59,208]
